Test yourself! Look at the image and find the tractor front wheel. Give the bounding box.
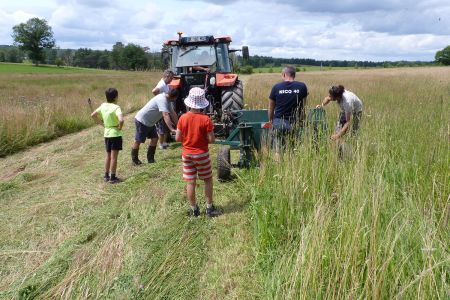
[221,80,244,112]
[217,146,231,181]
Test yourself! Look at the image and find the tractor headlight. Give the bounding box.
[209,76,216,86]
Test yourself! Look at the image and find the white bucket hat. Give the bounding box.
[184,87,209,109]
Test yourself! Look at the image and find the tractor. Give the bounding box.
[162,33,249,139]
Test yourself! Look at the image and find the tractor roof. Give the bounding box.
[164,35,232,46]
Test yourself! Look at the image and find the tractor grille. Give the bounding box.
[182,74,206,87]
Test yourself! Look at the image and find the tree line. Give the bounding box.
[3,17,450,71]
[246,55,434,69]
[0,44,164,70]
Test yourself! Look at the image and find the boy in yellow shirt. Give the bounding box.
[91,88,124,183]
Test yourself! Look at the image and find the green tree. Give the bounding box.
[6,48,22,63]
[121,44,147,70]
[45,48,58,65]
[61,49,74,66]
[12,17,55,65]
[98,50,111,69]
[435,45,450,65]
[0,51,5,62]
[111,42,124,69]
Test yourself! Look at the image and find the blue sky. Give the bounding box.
[1,0,449,61]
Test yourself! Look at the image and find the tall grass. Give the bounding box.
[0,71,161,156]
[243,67,449,298]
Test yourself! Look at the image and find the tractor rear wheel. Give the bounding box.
[217,146,231,181]
[221,80,244,111]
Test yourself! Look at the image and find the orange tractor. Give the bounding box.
[162,33,249,138]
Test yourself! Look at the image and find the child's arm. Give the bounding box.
[206,118,215,143]
[207,131,215,143]
[90,111,103,126]
[117,113,124,130]
[175,129,182,142]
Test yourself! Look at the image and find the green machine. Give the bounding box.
[215,109,270,180]
[214,107,329,181]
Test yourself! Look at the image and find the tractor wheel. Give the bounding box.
[217,146,231,181]
[221,80,244,111]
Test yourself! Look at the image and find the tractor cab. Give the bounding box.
[165,35,232,75]
[163,34,246,131]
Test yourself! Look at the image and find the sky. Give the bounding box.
[1,0,449,62]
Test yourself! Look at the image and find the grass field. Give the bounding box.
[0,66,449,299]
[0,63,160,157]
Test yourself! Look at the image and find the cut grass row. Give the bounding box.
[0,116,257,299]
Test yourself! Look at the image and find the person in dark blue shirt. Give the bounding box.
[268,66,308,152]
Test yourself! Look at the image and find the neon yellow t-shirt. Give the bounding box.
[95,102,123,137]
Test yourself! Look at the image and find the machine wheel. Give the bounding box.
[221,80,244,111]
[217,146,231,181]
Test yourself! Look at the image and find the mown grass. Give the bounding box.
[0,118,257,299]
[0,66,448,299]
[243,67,449,298]
[0,66,161,156]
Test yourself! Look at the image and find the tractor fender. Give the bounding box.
[216,73,238,87]
[169,78,182,89]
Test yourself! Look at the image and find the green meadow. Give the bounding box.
[0,66,448,299]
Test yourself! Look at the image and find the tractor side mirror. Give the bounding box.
[242,46,249,62]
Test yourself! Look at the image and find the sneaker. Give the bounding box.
[188,205,200,217]
[148,158,155,164]
[206,205,222,218]
[109,177,122,184]
[159,143,168,150]
[103,175,110,182]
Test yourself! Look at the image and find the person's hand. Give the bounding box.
[316,104,322,108]
[171,129,177,134]
[330,133,339,141]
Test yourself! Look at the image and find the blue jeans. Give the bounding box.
[271,118,303,151]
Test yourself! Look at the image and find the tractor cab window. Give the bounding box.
[175,45,216,72]
[216,43,231,73]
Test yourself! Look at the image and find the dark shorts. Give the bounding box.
[105,136,123,152]
[155,119,169,135]
[135,119,158,143]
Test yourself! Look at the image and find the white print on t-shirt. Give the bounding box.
[279,89,301,94]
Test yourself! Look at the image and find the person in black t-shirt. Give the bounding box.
[268,66,308,152]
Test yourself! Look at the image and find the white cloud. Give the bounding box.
[1,0,450,61]
[0,9,39,44]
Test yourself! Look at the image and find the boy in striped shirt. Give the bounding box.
[176,87,220,217]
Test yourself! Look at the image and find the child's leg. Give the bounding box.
[149,137,158,147]
[186,180,197,206]
[204,177,213,205]
[110,150,119,175]
[105,152,111,174]
[132,141,141,150]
